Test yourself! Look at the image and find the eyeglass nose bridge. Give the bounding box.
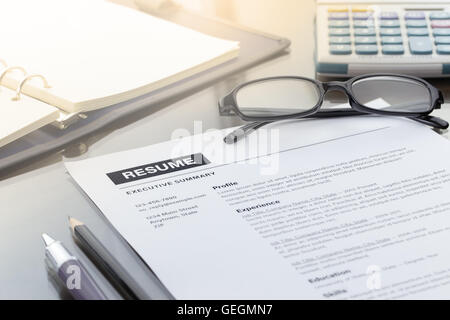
[322,81,353,101]
[322,81,348,93]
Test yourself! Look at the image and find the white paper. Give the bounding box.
[0,86,59,148]
[0,0,239,112]
[66,117,450,299]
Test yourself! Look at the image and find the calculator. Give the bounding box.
[316,0,450,77]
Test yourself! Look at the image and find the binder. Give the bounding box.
[0,5,290,177]
[0,0,240,146]
[0,63,62,149]
[0,61,91,131]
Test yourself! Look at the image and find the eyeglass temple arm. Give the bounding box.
[223,109,449,144]
[223,108,364,144]
[224,121,271,144]
[412,115,449,129]
[312,110,448,130]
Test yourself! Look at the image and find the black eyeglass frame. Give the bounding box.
[219,73,444,122]
[219,73,447,143]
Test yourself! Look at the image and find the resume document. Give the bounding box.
[66,117,450,299]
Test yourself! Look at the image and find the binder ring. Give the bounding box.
[0,66,26,87]
[12,74,51,101]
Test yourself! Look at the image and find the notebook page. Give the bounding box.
[0,87,59,148]
[0,0,239,113]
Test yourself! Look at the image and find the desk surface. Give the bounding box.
[2,0,450,299]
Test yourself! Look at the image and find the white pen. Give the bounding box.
[42,233,107,300]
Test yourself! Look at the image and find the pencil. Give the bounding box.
[69,217,149,300]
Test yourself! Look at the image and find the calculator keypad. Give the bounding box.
[327,7,450,55]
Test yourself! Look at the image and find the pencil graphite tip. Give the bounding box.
[42,233,55,246]
[69,216,84,232]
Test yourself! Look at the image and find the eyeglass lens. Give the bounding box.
[351,76,432,113]
[235,79,321,117]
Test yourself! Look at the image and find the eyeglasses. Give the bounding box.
[219,74,448,144]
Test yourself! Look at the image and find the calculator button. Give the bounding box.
[355,45,378,54]
[407,28,429,36]
[431,20,450,28]
[351,6,371,12]
[354,28,376,36]
[328,6,349,12]
[437,45,450,54]
[329,20,350,28]
[354,36,377,44]
[409,37,433,54]
[382,44,405,55]
[353,20,375,28]
[329,29,350,36]
[381,36,403,44]
[435,36,450,44]
[406,20,427,28]
[353,12,373,20]
[330,45,352,55]
[329,36,351,44]
[430,12,450,20]
[380,20,400,28]
[379,12,399,20]
[433,29,450,36]
[329,12,349,20]
[380,28,401,36]
[404,12,425,20]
